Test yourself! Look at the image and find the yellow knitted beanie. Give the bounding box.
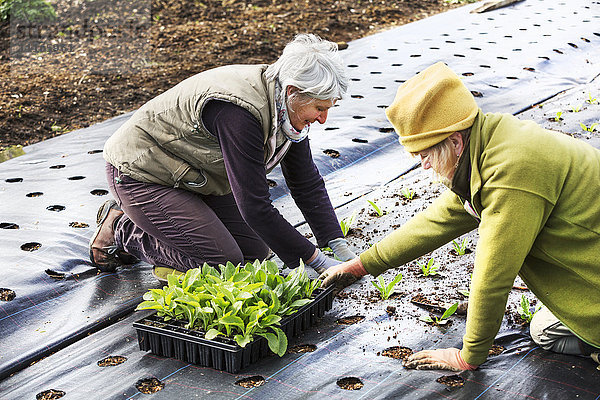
[385,62,478,153]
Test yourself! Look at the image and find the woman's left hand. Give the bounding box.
[328,238,356,261]
[403,348,478,371]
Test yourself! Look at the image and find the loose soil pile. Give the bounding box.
[0,0,461,148]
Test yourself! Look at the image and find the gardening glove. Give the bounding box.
[327,237,357,262]
[403,348,478,371]
[306,248,341,275]
[319,257,367,296]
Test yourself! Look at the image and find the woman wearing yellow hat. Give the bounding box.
[320,62,600,370]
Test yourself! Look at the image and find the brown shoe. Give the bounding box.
[89,200,136,272]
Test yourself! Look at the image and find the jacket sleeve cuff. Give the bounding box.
[460,347,487,367]
[359,248,389,277]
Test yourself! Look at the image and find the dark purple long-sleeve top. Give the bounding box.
[202,100,343,267]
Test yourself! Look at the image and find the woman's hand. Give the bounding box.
[403,348,478,371]
[319,257,367,295]
[327,238,357,261]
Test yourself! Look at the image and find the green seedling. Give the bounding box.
[371,273,403,300]
[458,289,470,297]
[136,259,321,356]
[518,295,541,323]
[401,187,415,200]
[586,93,598,105]
[420,302,458,325]
[571,104,582,113]
[418,258,440,277]
[339,211,357,237]
[580,122,599,133]
[367,200,384,217]
[553,111,563,122]
[51,123,62,132]
[452,238,468,255]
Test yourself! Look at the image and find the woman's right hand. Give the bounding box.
[318,257,367,295]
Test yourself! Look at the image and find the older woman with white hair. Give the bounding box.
[89,33,355,281]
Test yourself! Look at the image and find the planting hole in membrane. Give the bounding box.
[266,179,277,188]
[69,222,89,228]
[0,288,16,301]
[380,346,413,361]
[87,149,103,154]
[90,189,108,196]
[0,222,19,229]
[379,127,395,133]
[347,64,358,68]
[366,55,378,59]
[377,105,388,109]
[336,315,365,325]
[489,344,505,356]
[35,389,66,399]
[45,269,66,280]
[370,71,382,74]
[26,192,44,197]
[324,127,339,131]
[323,149,340,158]
[351,95,364,99]
[353,116,365,119]
[336,377,364,390]
[67,176,85,180]
[436,374,465,388]
[235,375,266,388]
[287,344,317,354]
[49,164,66,169]
[5,177,23,183]
[135,377,165,394]
[21,242,42,251]
[373,86,386,90]
[350,78,361,81]
[47,205,65,212]
[471,91,484,98]
[97,355,127,367]
[352,138,368,144]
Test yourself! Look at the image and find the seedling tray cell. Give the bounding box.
[133,286,334,373]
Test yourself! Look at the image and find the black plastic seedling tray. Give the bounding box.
[133,286,335,373]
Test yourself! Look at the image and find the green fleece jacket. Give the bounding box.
[360,111,600,365]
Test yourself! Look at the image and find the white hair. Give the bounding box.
[265,33,348,100]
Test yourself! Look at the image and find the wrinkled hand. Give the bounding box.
[403,348,478,371]
[318,257,367,295]
[328,238,357,262]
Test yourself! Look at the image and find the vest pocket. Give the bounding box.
[178,168,208,189]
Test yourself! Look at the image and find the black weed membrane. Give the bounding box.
[1,0,600,398]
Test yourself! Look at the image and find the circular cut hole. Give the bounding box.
[21,242,42,251]
[538,56,550,60]
[462,72,474,76]
[497,56,508,60]
[45,269,66,280]
[36,389,66,400]
[235,375,266,388]
[436,375,465,388]
[351,95,364,99]
[377,105,388,109]
[352,138,368,143]
[489,344,505,356]
[337,377,364,390]
[26,192,44,197]
[379,127,395,133]
[49,164,66,169]
[373,86,386,90]
[581,37,590,42]
[506,76,518,80]
[370,71,382,75]
[88,149,103,154]
[287,344,317,354]
[323,149,340,158]
[523,67,536,72]
[350,78,361,82]
[0,222,19,229]
[353,116,365,119]
[67,176,85,180]
[266,179,277,188]
[454,54,465,57]
[409,54,421,57]
[5,178,23,183]
[387,48,398,51]
[69,222,89,228]
[470,47,481,50]
[324,127,339,131]
[336,315,365,325]
[366,55,378,59]
[381,346,413,361]
[553,49,564,54]
[392,63,402,66]
[135,377,165,394]
[347,64,358,68]
[90,189,108,196]
[47,205,66,212]
[98,355,127,367]
[0,288,16,301]
[568,42,578,48]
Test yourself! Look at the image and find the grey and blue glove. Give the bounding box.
[328,237,357,262]
[306,249,341,275]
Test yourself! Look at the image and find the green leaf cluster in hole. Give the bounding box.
[136,260,321,356]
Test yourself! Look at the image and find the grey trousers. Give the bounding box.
[530,306,598,356]
[106,163,269,272]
